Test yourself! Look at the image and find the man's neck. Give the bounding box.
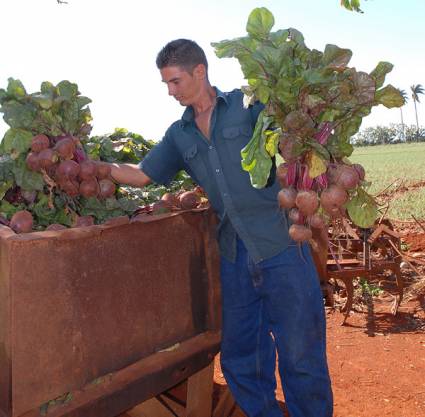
[192,85,217,116]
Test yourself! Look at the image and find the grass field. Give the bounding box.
[350,143,425,221]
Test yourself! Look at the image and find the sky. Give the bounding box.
[0,0,424,141]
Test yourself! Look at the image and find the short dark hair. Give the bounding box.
[156,39,208,73]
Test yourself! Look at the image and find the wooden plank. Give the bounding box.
[186,362,214,417]
[212,386,236,417]
[128,397,184,417]
[327,258,361,266]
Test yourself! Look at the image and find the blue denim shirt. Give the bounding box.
[139,88,290,263]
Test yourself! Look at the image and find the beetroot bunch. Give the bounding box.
[212,7,404,241]
[26,134,116,200]
[277,155,367,242]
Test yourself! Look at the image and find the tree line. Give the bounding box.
[352,124,425,146]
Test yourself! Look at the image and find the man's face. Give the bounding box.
[160,65,205,106]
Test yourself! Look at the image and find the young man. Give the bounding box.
[110,39,333,417]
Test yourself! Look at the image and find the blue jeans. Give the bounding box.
[220,238,333,417]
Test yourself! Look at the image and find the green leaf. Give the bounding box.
[269,29,290,47]
[12,156,45,191]
[7,78,26,98]
[40,81,55,95]
[1,100,37,130]
[346,188,378,228]
[370,62,393,89]
[335,116,363,143]
[326,135,354,158]
[306,150,327,178]
[32,194,72,227]
[0,155,15,182]
[319,109,341,122]
[0,200,22,219]
[246,7,274,40]
[31,93,53,110]
[117,197,139,213]
[241,111,273,188]
[352,71,375,104]
[211,37,256,59]
[2,128,33,156]
[306,139,330,160]
[77,96,92,108]
[375,85,404,108]
[322,44,352,70]
[0,88,7,103]
[264,129,281,157]
[251,45,286,75]
[0,179,13,200]
[287,28,305,47]
[56,80,78,100]
[256,83,271,103]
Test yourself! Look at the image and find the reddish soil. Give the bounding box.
[213,297,425,417]
[213,223,425,417]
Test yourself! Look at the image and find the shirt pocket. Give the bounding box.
[183,144,208,185]
[222,124,253,165]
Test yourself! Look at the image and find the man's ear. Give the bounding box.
[193,64,207,80]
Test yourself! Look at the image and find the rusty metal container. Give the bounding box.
[0,209,221,417]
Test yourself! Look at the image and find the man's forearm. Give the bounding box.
[110,163,152,188]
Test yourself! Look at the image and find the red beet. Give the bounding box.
[22,190,37,204]
[74,145,87,163]
[96,162,112,180]
[320,185,348,214]
[98,179,115,198]
[289,224,312,242]
[31,134,50,153]
[276,163,289,187]
[335,165,360,190]
[279,134,299,163]
[79,178,100,198]
[352,163,365,181]
[10,210,33,233]
[38,148,58,169]
[179,191,200,210]
[75,216,95,227]
[326,163,339,184]
[277,188,297,209]
[53,137,76,160]
[56,160,80,178]
[26,152,40,171]
[295,190,319,216]
[79,160,97,180]
[288,208,303,224]
[58,178,80,197]
[309,213,326,229]
[161,192,180,208]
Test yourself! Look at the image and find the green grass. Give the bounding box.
[350,143,425,220]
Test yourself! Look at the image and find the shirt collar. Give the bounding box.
[181,87,228,124]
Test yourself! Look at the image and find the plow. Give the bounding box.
[316,220,404,324]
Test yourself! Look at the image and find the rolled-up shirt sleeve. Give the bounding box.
[138,129,184,186]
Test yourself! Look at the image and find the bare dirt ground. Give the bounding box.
[213,221,425,417]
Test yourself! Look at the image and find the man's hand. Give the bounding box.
[109,162,152,188]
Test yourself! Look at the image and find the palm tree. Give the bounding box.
[398,89,408,141]
[410,84,424,136]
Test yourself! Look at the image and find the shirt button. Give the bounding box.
[215,168,220,173]
[209,145,213,150]
[223,193,228,197]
